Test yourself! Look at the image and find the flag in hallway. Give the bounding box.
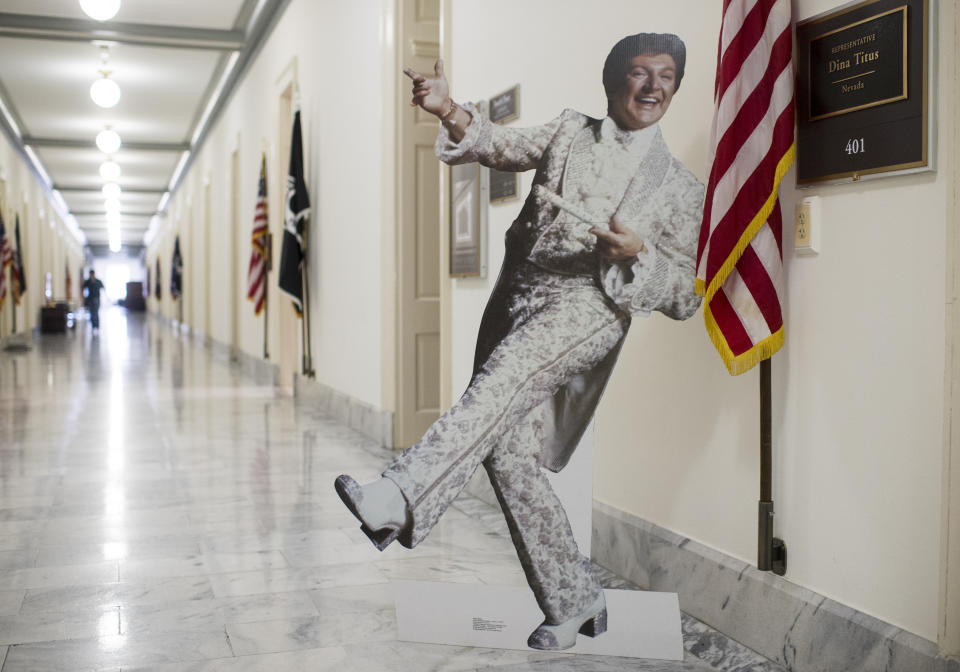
[0,213,11,309]
[171,235,183,300]
[695,0,795,375]
[247,155,269,315]
[12,215,25,304]
[277,108,311,317]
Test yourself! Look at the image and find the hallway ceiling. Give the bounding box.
[0,0,288,255]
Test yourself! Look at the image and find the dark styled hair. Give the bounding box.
[602,33,686,97]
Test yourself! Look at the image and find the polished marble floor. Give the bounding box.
[0,309,782,672]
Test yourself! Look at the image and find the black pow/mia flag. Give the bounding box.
[277,108,311,316]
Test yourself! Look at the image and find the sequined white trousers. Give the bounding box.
[383,263,629,623]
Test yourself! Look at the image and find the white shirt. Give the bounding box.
[565,118,660,306]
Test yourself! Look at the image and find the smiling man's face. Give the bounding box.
[608,53,677,131]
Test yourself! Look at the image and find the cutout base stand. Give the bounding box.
[395,582,683,660]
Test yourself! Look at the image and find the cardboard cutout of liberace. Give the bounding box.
[336,32,704,652]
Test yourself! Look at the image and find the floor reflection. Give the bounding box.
[0,309,774,672]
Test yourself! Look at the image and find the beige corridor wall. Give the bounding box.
[444,0,950,642]
[0,135,85,337]
[146,0,393,406]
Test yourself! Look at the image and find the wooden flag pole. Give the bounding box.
[10,267,16,335]
[758,358,786,574]
[300,225,314,378]
[263,233,271,360]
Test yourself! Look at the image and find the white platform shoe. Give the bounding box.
[526,592,608,651]
[334,475,408,551]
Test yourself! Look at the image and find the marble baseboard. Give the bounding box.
[591,501,960,672]
[146,311,389,444]
[202,333,278,387]
[148,312,278,386]
[0,331,34,352]
[293,374,393,449]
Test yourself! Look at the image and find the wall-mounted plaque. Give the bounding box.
[450,162,488,278]
[489,84,520,124]
[489,168,518,203]
[796,0,931,184]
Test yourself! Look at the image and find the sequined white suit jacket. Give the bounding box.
[436,106,704,471]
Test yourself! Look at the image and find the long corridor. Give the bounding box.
[0,310,778,672]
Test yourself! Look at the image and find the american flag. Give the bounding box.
[696,0,795,375]
[0,213,13,310]
[247,155,269,315]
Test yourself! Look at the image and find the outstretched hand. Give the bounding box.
[403,59,449,116]
[589,215,647,260]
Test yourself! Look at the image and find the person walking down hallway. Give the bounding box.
[83,269,105,331]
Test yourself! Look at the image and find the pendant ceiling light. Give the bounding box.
[96,127,121,154]
[79,0,121,21]
[90,74,121,108]
[90,46,121,109]
[102,182,121,199]
[99,160,121,182]
[104,198,121,213]
[106,210,121,224]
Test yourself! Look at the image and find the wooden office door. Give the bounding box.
[396,0,442,447]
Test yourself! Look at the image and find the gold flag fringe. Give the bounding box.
[695,143,795,374]
[695,143,796,300]
[246,292,265,316]
[703,298,785,376]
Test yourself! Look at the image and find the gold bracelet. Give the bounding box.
[441,100,459,126]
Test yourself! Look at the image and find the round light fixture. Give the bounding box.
[109,235,122,253]
[104,198,121,213]
[96,128,121,154]
[79,0,121,21]
[102,182,121,199]
[99,160,121,181]
[90,74,121,108]
[106,210,121,224]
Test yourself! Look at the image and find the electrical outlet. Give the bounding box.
[795,202,811,247]
[794,197,820,256]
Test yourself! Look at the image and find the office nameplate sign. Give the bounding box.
[808,5,907,121]
[796,0,931,185]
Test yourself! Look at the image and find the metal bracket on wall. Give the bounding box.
[771,537,787,576]
[758,500,788,576]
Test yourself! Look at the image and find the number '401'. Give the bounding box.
[845,138,865,155]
